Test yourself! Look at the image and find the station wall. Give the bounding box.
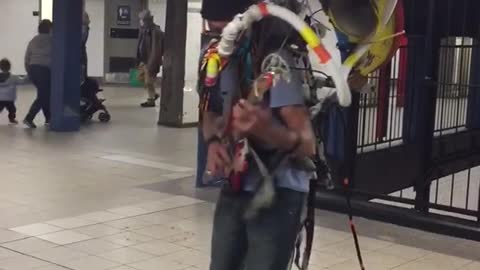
[0,0,168,77]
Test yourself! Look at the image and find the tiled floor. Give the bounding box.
[0,86,479,269]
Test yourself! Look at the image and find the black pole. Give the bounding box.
[158,0,188,126]
[414,0,438,212]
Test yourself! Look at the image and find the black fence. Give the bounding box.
[317,0,480,240]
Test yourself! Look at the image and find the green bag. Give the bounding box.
[129,68,144,87]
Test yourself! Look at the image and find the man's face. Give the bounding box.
[141,17,153,28]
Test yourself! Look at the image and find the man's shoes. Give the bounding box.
[141,99,156,108]
[9,119,18,125]
[23,119,37,129]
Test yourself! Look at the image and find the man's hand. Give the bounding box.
[206,141,232,177]
[232,99,272,137]
[348,71,368,91]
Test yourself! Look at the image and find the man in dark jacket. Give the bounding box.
[137,10,164,108]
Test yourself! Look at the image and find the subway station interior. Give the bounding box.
[0,0,479,269]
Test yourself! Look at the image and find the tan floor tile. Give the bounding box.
[159,196,204,208]
[326,259,388,270]
[362,251,411,268]
[66,239,123,254]
[1,237,58,254]
[378,244,432,260]
[415,252,473,269]
[128,256,190,270]
[37,230,92,245]
[46,217,97,229]
[102,231,154,246]
[135,212,185,225]
[60,255,120,270]
[73,224,122,238]
[32,246,88,264]
[33,264,71,270]
[309,251,351,268]
[98,247,154,264]
[162,249,210,266]
[76,211,126,223]
[0,253,50,270]
[132,239,187,256]
[10,223,63,237]
[460,261,480,270]
[393,260,451,270]
[318,239,373,259]
[133,201,173,212]
[169,219,211,233]
[107,266,137,270]
[103,217,151,230]
[0,229,27,244]
[160,203,215,219]
[0,247,20,260]
[133,225,183,239]
[313,228,351,248]
[107,206,152,217]
[356,236,395,251]
[163,231,200,246]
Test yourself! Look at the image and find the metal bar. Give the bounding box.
[450,174,455,207]
[428,203,479,218]
[465,168,471,209]
[390,57,397,145]
[376,63,391,141]
[346,187,478,218]
[360,94,368,152]
[414,0,437,213]
[477,172,480,223]
[393,52,403,140]
[454,35,467,131]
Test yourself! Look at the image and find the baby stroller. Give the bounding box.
[80,77,111,123]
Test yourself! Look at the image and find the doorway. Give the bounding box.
[104,0,148,81]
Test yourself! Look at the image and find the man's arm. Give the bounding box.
[202,111,222,141]
[149,28,164,69]
[233,101,315,158]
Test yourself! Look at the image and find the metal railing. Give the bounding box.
[317,0,480,240]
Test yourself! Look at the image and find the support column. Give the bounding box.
[158,0,188,126]
[50,0,82,132]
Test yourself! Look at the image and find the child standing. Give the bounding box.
[0,58,19,124]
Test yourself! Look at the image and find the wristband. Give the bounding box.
[205,135,222,146]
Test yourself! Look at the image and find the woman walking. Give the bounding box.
[24,19,53,128]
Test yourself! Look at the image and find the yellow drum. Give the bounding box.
[326,0,404,75]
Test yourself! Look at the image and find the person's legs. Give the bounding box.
[5,102,17,123]
[38,67,51,123]
[210,189,248,270]
[140,67,158,107]
[146,73,157,100]
[0,101,5,113]
[25,66,43,126]
[244,188,306,270]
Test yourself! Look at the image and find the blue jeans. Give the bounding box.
[25,65,51,122]
[210,187,306,270]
